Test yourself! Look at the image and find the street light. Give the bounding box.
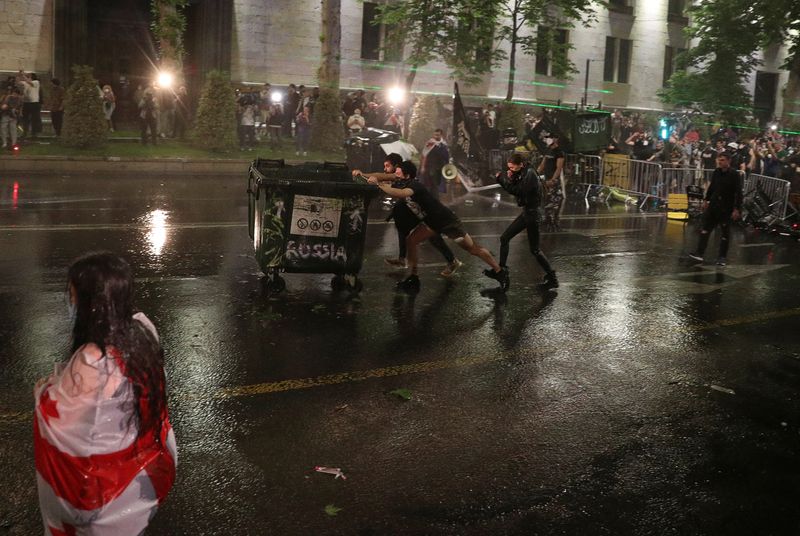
[156,71,174,89]
[582,59,602,109]
[387,86,406,106]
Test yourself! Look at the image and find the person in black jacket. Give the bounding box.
[496,153,558,289]
[688,152,742,266]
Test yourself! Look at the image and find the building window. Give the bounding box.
[604,37,632,83]
[662,45,686,86]
[608,0,634,15]
[667,0,688,24]
[535,28,568,77]
[360,2,403,62]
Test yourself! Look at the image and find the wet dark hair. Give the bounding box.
[68,252,166,442]
[508,153,525,165]
[718,152,731,160]
[399,160,417,179]
[51,78,60,86]
[384,152,403,168]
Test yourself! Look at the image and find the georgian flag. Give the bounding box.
[34,313,177,535]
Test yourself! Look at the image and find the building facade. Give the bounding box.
[1,0,792,118]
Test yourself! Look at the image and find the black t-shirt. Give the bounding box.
[404,182,459,231]
[700,147,717,170]
[542,147,565,180]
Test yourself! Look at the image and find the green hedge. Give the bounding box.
[193,70,238,152]
[62,65,107,149]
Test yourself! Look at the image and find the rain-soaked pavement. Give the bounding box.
[1,172,799,535]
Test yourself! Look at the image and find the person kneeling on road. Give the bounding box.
[368,161,508,293]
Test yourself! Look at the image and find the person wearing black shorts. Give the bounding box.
[368,161,507,293]
[497,153,558,289]
[353,154,462,277]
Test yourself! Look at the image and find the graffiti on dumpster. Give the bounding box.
[290,195,342,238]
[342,196,365,234]
[284,240,348,265]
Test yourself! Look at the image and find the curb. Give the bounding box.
[0,156,254,175]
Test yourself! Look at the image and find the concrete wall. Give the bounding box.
[0,0,53,74]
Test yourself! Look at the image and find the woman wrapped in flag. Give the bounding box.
[34,252,177,535]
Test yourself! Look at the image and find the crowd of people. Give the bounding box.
[233,84,410,153]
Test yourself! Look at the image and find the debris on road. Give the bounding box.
[324,504,343,516]
[315,466,347,480]
[389,388,412,400]
[709,384,736,395]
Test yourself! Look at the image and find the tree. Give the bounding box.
[150,0,188,77]
[312,0,344,151]
[378,0,598,101]
[409,95,447,149]
[193,70,237,151]
[660,0,800,121]
[376,0,504,91]
[62,65,107,149]
[498,0,599,101]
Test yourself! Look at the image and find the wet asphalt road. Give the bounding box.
[1,173,799,535]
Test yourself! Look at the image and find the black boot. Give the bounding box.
[396,274,420,294]
[539,271,559,289]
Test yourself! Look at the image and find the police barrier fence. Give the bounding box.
[743,173,793,222]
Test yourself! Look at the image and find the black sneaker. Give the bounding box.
[499,267,510,291]
[688,252,704,262]
[539,271,559,289]
[396,274,420,293]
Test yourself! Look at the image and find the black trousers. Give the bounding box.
[50,111,63,136]
[391,203,454,263]
[500,209,553,273]
[22,102,42,137]
[696,209,731,258]
[140,116,158,144]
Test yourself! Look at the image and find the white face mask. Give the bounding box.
[544,138,553,147]
[67,301,77,322]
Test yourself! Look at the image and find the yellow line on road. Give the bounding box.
[214,354,508,399]
[2,306,800,424]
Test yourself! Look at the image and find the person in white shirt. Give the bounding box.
[18,70,42,138]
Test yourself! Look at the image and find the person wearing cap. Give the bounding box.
[368,161,507,293]
[688,152,742,266]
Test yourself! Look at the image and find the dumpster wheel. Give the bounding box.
[332,274,362,293]
[263,273,286,294]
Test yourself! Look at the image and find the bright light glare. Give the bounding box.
[270,91,283,103]
[770,123,778,131]
[145,209,169,256]
[387,86,406,106]
[156,72,174,89]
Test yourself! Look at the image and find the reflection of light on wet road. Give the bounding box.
[144,209,169,255]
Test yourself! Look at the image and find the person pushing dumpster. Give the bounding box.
[367,161,509,293]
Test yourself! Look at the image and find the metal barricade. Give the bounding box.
[661,167,706,195]
[743,173,792,221]
[565,153,603,185]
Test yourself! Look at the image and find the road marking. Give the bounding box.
[3,304,799,425]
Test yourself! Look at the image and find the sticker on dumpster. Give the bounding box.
[290,195,342,238]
